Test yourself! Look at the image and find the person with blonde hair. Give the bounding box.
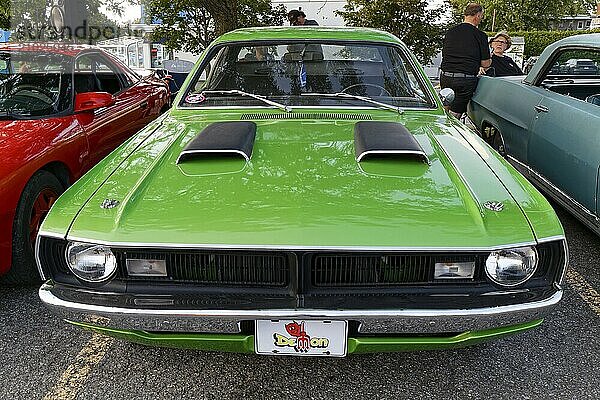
[487,31,523,76]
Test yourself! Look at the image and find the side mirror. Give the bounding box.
[74,92,115,113]
[439,88,455,107]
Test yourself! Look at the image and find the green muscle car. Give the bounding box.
[37,27,567,357]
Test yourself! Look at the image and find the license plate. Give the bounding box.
[255,319,348,357]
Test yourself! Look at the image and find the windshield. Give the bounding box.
[0,52,73,118]
[181,41,435,109]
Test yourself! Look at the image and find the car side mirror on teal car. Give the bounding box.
[439,87,455,107]
[74,92,116,113]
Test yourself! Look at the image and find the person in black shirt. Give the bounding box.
[287,9,319,26]
[487,32,523,77]
[440,3,491,117]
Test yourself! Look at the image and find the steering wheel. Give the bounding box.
[341,83,392,97]
[9,85,55,102]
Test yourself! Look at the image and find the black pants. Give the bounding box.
[440,74,479,114]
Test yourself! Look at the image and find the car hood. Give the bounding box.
[65,110,538,249]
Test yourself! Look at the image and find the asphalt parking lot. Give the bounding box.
[1,205,599,400]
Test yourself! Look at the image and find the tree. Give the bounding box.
[1,0,10,30]
[447,0,597,31]
[143,0,216,52]
[336,0,449,63]
[142,0,286,54]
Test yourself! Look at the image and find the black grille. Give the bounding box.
[240,113,372,121]
[37,237,69,275]
[535,240,566,281]
[311,253,484,286]
[115,250,290,287]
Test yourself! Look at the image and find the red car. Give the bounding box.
[0,43,169,284]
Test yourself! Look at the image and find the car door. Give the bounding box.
[470,76,542,163]
[527,48,600,216]
[75,52,149,168]
[489,80,542,163]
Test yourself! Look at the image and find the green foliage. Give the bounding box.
[144,0,215,53]
[336,0,449,64]
[1,0,10,30]
[143,0,286,54]
[488,29,600,57]
[448,0,597,31]
[238,0,286,28]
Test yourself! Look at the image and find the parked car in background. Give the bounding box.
[565,58,598,75]
[162,59,194,90]
[38,27,566,357]
[469,33,600,235]
[0,43,169,284]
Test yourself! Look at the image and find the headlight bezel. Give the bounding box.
[65,241,118,283]
[485,246,538,287]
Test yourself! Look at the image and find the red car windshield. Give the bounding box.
[0,52,73,118]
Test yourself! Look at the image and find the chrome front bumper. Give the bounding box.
[39,282,563,335]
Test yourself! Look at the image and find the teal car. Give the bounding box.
[469,33,600,236]
[37,27,567,357]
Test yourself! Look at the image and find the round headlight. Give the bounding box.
[66,242,117,282]
[485,246,538,287]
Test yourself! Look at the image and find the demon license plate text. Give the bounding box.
[255,320,348,357]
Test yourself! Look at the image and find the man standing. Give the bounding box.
[440,3,491,118]
[287,9,319,26]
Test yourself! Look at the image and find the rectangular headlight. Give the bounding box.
[126,259,167,277]
[434,262,475,280]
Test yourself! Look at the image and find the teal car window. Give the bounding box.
[540,48,600,103]
[184,41,434,109]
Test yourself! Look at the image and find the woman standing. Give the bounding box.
[487,32,523,76]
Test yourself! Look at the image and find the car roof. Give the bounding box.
[0,42,99,57]
[214,26,403,46]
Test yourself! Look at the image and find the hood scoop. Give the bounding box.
[354,121,429,164]
[177,121,256,163]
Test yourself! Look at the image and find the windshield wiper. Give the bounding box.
[301,92,404,114]
[201,90,292,113]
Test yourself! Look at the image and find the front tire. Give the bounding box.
[1,170,64,286]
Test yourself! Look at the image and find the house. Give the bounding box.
[551,4,600,31]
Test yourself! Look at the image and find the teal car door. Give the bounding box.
[470,76,542,162]
[527,92,600,215]
[526,47,600,216]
